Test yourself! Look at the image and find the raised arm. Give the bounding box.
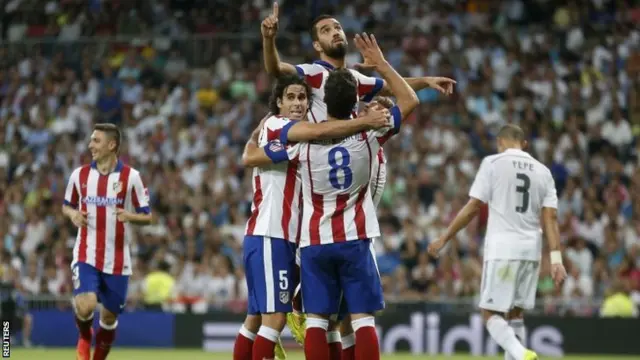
[354,33,418,119]
[376,77,456,96]
[262,2,297,76]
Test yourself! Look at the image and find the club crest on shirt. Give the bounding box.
[279,291,289,304]
[269,141,284,153]
[113,181,123,194]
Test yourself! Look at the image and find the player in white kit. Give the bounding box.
[428,124,567,360]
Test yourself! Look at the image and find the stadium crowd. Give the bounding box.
[1,0,639,319]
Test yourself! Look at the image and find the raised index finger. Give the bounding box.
[273,2,279,18]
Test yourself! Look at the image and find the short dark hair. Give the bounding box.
[310,15,335,41]
[94,123,122,153]
[324,69,357,120]
[268,74,312,115]
[372,96,394,109]
[496,124,525,142]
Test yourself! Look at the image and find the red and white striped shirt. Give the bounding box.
[280,106,402,247]
[245,115,302,242]
[64,160,150,275]
[295,61,388,165]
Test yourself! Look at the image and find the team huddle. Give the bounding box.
[62,3,567,360]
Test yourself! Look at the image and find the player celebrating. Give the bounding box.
[233,75,390,360]
[427,124,567,360]
[62,123,152,360]
[260,32,418,360]
[261,5,455,357]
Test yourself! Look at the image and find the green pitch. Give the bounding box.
[8,348,640,360]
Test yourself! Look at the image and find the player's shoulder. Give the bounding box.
[263,114,295,132]
[296,63,326,75]
[69,164,92,178]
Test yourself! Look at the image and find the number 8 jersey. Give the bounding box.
[469,148,558,261]
[278,106,402,248]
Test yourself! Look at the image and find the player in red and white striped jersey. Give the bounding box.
[261,7,455,358]
[62,123,152,360]
[233,75,390,360]
[265,33,419,360]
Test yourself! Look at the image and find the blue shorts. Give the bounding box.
[300,239,384,316]
[244,235,297,315]
[72,262,129,315]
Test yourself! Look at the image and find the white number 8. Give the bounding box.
[278,270,288,290]
[72,266,79,281]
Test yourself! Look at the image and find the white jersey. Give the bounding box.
[469,148,558,261]
[245,115,302,242]
[281,106,402,247]
[64,161,150,275]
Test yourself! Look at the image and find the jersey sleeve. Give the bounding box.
[542,171,558,209]
[259,116,295,146]
[63,168,81,208]
[370,105,402,146]
[294,63,324,89]
[351,70,384,102]
[130,170,151,214]
[263,141,302,164]
[469,158,492,203]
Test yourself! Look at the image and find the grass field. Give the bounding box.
[8,348,640,360]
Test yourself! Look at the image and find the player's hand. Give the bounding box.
[551,263,567,288]
[71,210,88,228]
[353,33,386,70]
[427,237,446,258]
[115,208,132,222]
[361,107,390,130]
[424,77,456,95]
[261,2,279,39]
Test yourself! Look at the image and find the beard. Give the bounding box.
[323,42,347,59]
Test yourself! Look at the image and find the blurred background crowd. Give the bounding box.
[1,0,639,325]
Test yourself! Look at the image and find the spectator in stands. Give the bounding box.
[0,0,638,318]
[143,261,175,311]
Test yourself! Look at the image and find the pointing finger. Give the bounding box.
[273,2,279,18]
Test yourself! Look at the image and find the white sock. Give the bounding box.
[257,326,280,342]
[326,331,341,344]
[341,333,355,349]
[99,319,118,330]
[505,319,526,360]
[239,325,257,341]
[486,315,526,360]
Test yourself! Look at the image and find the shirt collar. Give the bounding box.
[314,60,336,71]
[91,159,123,173]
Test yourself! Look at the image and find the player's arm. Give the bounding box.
[62,168,87,227]
[540,172,566,286]
[281,108,390,143]
[354,33,418,119]
[376,77,456,97]
[428,158,490,257]
[438,197,484,247]
[261,2,297,76]
[118,171,152,225]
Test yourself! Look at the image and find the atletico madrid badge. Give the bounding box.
[113,181,123,194]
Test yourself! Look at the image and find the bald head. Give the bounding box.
[496,124,526,152]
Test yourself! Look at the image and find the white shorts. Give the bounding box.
[478,260,540,312]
